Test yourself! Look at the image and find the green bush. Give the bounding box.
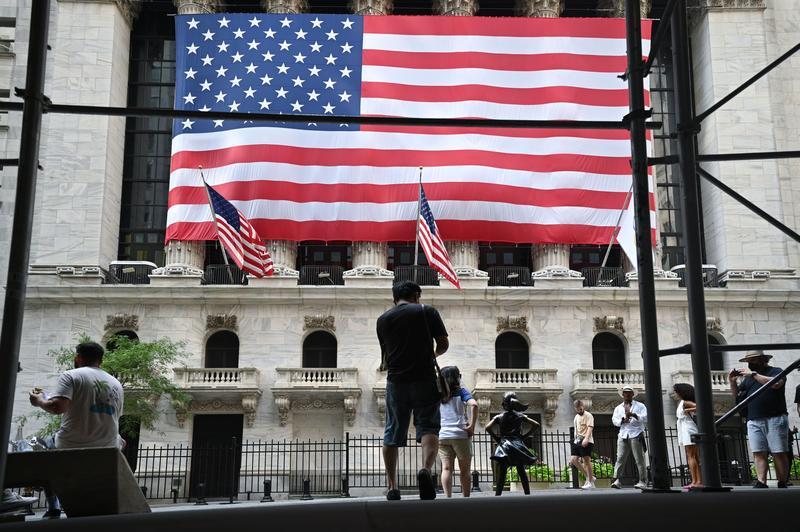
[507,463,555,483]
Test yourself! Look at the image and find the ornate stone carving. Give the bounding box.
[374,388,387,423]
[176,409,188,428]
[447,241,488,278]
[262,0,309,13]
[516,0,564,18]
[543,395,560,426]
[174,0,222,14]
[706,317,722,333]
[291,399,343,410]
[531,245,581,278]
[207,314,238,331]
[105,313,138,331]
[593,316,625,333]
[112,0,141,26]
[477,396,492,425]
[345,242,393,277]
[161,239,205,272]
[597,0,650,17]
[586,397,621,414]
[350,0,393,15]
[434,0,479,16]
[304,315,335,332]
[496,316,529,333]
[275,395,291,426]
[241,394,260,428]
[344,395,359,426]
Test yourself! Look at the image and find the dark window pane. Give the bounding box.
[592,333,626,370]
[495,332,529,369]
[303,331,337,368]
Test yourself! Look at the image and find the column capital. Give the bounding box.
[261,0,309,13]
[516,0,564,18]
[690,0,764,8]
[433,0,479,16]
[597,0,650,17]
[350,0,394,15]
[173,0,222,15]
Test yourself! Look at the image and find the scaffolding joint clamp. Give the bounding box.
[677,120,701,134]
[622,108,653,130]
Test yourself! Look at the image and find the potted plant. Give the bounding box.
[563,455,614,488]
[507,462,556,491]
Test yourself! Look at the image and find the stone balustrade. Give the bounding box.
[474,368,560,389]
[173,367,260,389]
[274,368,359,389]
[670,370,731,392]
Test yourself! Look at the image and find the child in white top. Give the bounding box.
[438,366,478,497]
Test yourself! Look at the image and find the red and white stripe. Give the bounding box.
[214,211,274,277]
[418,217,460,290]
[167,16,654,247]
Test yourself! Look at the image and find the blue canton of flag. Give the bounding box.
[174,13,364,134]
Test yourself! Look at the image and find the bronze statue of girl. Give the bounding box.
[484,392,540,495]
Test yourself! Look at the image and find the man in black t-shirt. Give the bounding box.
[729,351,789,488]
[377,281,448,501]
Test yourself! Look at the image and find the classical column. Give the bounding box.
[159,0,223,276]
[257,0,308,275]
[433,1,485,280]
[344,1,394,278]
[516,0,563,17]
[517,0,577,279]
[597,0,650,18]
[350,0,393,14]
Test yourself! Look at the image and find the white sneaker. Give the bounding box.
[634,481,647,490]
[611,479,622,489]
[581,481,594,489]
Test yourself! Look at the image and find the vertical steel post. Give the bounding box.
[670,0,724,490]
[624,0,672,491]
[0,0,50,489]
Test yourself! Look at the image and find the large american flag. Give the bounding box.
[167,14,654,246]
[205,182,274,277]
[418,185,460,289]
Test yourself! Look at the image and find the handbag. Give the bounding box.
[421,304,451,403]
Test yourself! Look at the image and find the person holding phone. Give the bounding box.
[611,386,648,489]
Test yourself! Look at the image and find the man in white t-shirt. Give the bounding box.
[30,342,124,450]
[611,386,648,489]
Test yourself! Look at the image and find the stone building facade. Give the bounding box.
[1,0,799,456]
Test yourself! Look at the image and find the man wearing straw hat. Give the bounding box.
[729,350,789,488]
[610,386,648,489]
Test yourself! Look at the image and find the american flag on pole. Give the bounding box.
[205,181,274,277]
[418,185,460,289]
[168,14,654,249]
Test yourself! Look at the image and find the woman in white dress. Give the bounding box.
[674,383,702,489]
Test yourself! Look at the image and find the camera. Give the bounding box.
[730,369,742,377]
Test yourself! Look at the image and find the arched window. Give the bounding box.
[106,330,139,351]
[592,332,626,370]
[495,332,529,369]
[205,331,239,368]
[708,334,725,371]
[303,331,337,368]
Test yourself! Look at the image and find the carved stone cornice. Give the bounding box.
[593,315,625,333]
[262,0,309,13]
[177,393,262,428]
[496,316,529,333]
[597,0,651,17]
[475,394,561,427]
[350,0,393,15]
[434,0,479,16]
[105,313,138,331]
[274,394,361,426]
[207,314,238,331]
[304,315,335,332]
[174,0,222,15]
[689,0,764,8]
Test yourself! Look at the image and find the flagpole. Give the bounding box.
[199,166,236,284]
[600,183,634,269]
[413,166,423,284]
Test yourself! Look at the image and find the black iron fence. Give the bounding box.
[109,428,800,501]
[203,264,248,285]
[581,267,626,287]
[393,266,439,286]
[487,266,532,287]
[299,265,345,286]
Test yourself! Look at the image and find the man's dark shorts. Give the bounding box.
[383,379,441,447]
[570,442,594,458]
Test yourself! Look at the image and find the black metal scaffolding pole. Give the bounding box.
[624,0,672,492]
[670,0,724,490]
[0,0,50,489]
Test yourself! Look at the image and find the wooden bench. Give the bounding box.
[4,447,150,518]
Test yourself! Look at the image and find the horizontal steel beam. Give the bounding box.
[0,100,663,130]
[660,342,800,356]
[697,150,800,162]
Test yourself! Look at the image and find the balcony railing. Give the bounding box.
[474,368,559,389]
[487,266,532,287]
[173,367,260,389]
[393,265,439,286]
[671,370,730,392]
[203,264,248,285]
[572,369,645,390]
[670,264,720,288]
[106,261,157,285]
[299,265,345,286]
[581,267,626,287]
[274,368,359,389]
